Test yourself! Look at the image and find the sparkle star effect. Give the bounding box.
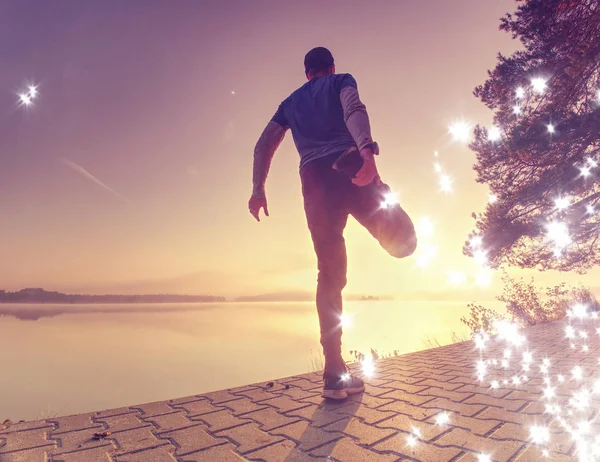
[416,217,435,239]
[473,249,489,267]
[415,244,437,268]
[19,94,32,106]
[432,154,454,194]
[406,72,600,459]
[474,309,600,461]
[555,197,570,211]
[531,77,548,94]
[487,126,502,142]
[448,120,472,143]
[435,412,450,425]
[469,235,483,249]
[340,313,353,329]
[530,425,550,445]
[361,354,375,378]
[381,191,399,209]
[579,166,592,178]
[414,216,437,268]
[439,173,453,193]
[434,170,453,194]
[18,84,38,107]
[546,220,571,256]
[468,235,493,285]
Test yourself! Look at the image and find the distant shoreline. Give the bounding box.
[0,288,225,304]
[0,300,224,304]
[0,289,391,305]
[0,298,388,305]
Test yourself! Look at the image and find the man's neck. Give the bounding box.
[309,72,333,80]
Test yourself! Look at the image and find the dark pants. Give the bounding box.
[300,153,417,372]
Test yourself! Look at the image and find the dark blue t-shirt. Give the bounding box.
[271,73,358,170]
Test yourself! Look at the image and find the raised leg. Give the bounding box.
[349,179,417,258]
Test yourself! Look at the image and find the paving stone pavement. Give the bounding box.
[1,319,597,461]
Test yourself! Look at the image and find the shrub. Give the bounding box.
[461,270,599,335]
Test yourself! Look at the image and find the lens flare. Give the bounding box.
[555,197,570,211]
[579,166,592,178]
[435,412,450,425]
[381,191,399,209]
[19,93,32,106]
[530,425,550,445]
[416,217,435,238]
[415,243,437,268]
[361,354,375,378]
[469,235,483,249]
[439,173,453,193]
[487,126,502,142]
[531,77,548,94]
[546,220,571,253]
[474,306,600,461]
[448,120,472,143]
[18,83,38,107]
[340,313,352,329]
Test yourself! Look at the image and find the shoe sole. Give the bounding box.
[322,385,365,400]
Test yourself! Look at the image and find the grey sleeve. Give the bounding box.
[340,86,373,150]
[252,121,288,195]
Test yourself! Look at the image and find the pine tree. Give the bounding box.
[465,0,600,273]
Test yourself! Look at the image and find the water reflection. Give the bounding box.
[0,301,481,421]
[0,304,220,321]
[0,302,312,321]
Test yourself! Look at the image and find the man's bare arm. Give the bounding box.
[252,121,287,197]
[340,86,373,151]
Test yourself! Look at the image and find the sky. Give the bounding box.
[1,0,598,300]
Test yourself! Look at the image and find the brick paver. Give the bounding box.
[1,319,596,461]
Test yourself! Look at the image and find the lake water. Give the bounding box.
[0,300,495,421]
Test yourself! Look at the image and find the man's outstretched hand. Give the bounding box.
[248,192,269,222]
[352,147,381,187]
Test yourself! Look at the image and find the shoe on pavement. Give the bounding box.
[322,368,365,400]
